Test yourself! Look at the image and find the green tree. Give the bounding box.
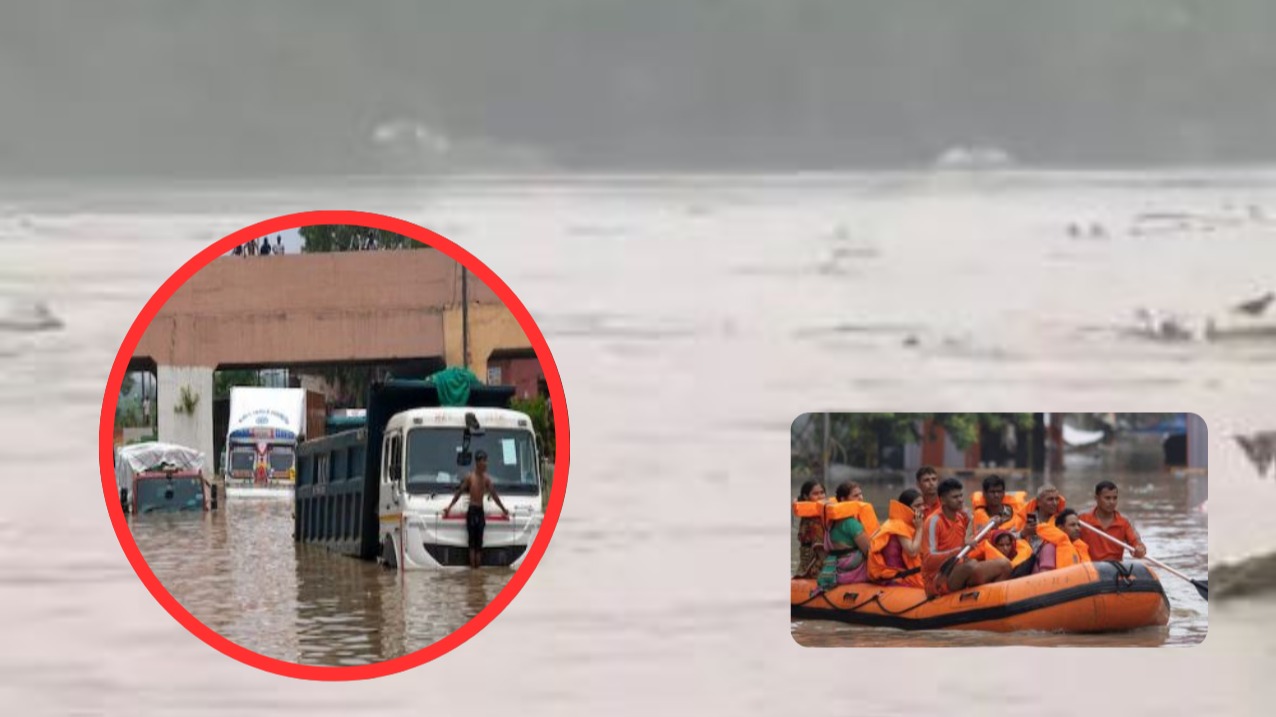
[806,413,1036,470]
[215,369,260,399]
[286,365,394,409]
[115,396,145,428]
[930,413,1034,451]
[120,372,136,397]
[510,395,555,464]
[299,225,424,252]
[322,365,384,408]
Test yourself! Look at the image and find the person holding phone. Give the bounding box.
[867,488,927,588]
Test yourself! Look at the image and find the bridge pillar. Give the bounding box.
[156,365,216,479]
[444,303,530,382]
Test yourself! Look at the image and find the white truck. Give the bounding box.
[294,379,545,570]
[224,386,307,496]
[377,407,544,570]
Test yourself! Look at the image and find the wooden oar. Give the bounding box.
[1078,521,1207,600]
[939,517,1001,577]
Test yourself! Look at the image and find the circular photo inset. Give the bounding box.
[100,211,568,679]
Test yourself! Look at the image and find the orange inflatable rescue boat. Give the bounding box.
[792,561,1169,633]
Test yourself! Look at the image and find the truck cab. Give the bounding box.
[115,442,210,514]
[223,387,306,494]
[378,407,544,569]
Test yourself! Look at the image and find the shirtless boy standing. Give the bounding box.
[442,450,510,569]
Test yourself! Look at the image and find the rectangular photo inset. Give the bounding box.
[790,413,1207,647]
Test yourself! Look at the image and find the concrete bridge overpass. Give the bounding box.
[130,249,534,465]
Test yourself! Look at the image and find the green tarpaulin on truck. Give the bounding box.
[425,366,486,407]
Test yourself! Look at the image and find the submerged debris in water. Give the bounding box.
[1232,291,1276,317]
[1234,431,1276,478]
[0,300,63,332]
[1130,308,1206,342]
[1214,553,1276,600]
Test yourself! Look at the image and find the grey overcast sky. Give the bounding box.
[4,1,1276,176]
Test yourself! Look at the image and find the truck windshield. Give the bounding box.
[134,475,205,513]
[229,450,254,472]
[405,427,539,496]
[268,448,293,472]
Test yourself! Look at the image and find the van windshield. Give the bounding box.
[405,427,539,496]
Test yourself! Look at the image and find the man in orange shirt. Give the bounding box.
[921,478,1010,596]
[916,466,941,519]
[1078,481,1147,562]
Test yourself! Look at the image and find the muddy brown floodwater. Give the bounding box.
[131,499,513,665]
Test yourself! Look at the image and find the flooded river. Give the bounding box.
[2,171,1271,713]
[791,439,1209,647]
[130,499,512,665]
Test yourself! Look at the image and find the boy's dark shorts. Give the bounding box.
[466,504,486,549]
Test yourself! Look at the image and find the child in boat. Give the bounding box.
[867,488,925,588]
[793,480,827,579]
[967,528,1033,574]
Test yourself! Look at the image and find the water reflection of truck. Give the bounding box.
[295,378,544,570]
[224,387,307,495]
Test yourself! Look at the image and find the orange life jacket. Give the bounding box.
[792,500,824,519]
[968,537,1033,568]
[1035,520,1092,567]
[971,491,1028,533]
[823,499,880,536]
[867,500,924,587]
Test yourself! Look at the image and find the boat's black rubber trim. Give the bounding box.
[792,561,1169,630]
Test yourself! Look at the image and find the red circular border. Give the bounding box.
[98,210,570,680]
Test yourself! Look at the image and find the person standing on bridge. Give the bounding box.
[442,450,510,569]
[275,235,285,255]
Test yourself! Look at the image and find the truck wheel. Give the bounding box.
[381,539,398,570]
